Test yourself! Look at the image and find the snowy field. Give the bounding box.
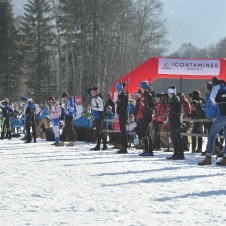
[1,138,226,226]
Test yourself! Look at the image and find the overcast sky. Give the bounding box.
[162,0,226,53]
[13,0,226,54]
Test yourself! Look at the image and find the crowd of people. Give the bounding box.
[1,77,226,166]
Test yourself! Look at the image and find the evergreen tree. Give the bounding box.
[22,0,54,101]
[0,0,21,100]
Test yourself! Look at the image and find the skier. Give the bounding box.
[0,98,14,139]
[198,77,226,166]
[166,85,185,160]
[89,86,107,151]
[24,98,37,143]
[48,97,61,145]
[56,92,76,147]
[115,81,128,154]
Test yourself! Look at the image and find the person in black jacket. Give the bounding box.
[115,81,128,154]
[104,92,115,116]
[138,81,155,157]
[167,85,184,160]
[190,100,205,153]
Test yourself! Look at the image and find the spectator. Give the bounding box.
[177,93,191,151]
[138,81,155,157]
[36,102,50,135]
[115,81,128,154]
[105,106,114,143]
[104,92,115,116]
[126,115,137,147]
[199,77,226,166]
[89,87,107,151]
[166,85,184,160]
[190,100,205,153]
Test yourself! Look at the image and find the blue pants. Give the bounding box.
[206,116,226,157]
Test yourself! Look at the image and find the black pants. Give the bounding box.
[169,117,183,156]
[143,117,153,153]
[153,121,163,149]
[119,115,128,148]
[61,116,74,142]
[181,122,190,150]
[192,122,203,150]
[26,114,36,142]
[107,125,114,142]
[1,117,11,139]
[95,118,106,147]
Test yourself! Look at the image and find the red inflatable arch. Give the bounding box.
[112,57,226,97]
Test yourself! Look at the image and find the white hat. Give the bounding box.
[168,88,176,94]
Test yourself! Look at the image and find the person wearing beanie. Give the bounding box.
[166,85,185,160]
[115,81,128,154]
[56,92,76,147]
[89,86,107,151]
[198,77,226,166]
[24,98,37,143]
[138,80,155,157]
[0,98,14,139]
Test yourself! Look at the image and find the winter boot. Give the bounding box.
[166,154,176,160]
[142,152,154,157]
[7,131,11,140]
[216,157,226,166]
[195,148,202,153]
[102,145,108,150]
[66,141,75,147]
[139,151,147,156]
[20,136,27,141]
[90,146,100,151]
[24,140,31,143]
[198,156,212,166]
[55,141,64,147]
[117,148,128,154]
[52,137,60,145]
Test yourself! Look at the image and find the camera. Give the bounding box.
[156,93,169,104]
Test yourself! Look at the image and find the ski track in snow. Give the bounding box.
[1,138,226,226]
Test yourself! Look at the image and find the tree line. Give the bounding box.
[0,0,168,101]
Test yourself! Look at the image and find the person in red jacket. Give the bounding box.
[134,92,145,149]
[152,97,169,150]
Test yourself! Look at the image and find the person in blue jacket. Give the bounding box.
[57,92,76,147]
[201,82,222,155]
[0,98,14,139]
[36,102,50,135]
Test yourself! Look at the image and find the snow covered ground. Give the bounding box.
[1,138,226,226]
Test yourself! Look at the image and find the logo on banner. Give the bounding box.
[158,58,220,76]
[161,62,172,69]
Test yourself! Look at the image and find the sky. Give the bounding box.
[13,0,226,54]
[162,0,226,53]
